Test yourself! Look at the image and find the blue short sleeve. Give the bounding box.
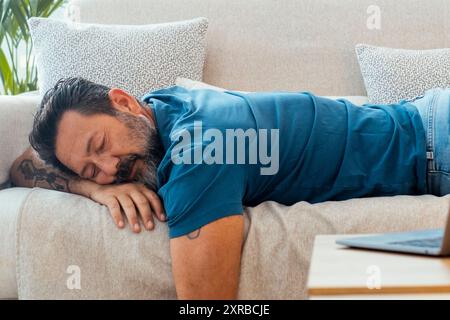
[146,85,427,238]
[158,161,246,238]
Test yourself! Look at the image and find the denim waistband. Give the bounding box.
[408,90,436,169]
[408,88,450,174]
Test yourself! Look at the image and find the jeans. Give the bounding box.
[408,87,450,196]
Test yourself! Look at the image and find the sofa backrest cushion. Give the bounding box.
[68,0,450,96]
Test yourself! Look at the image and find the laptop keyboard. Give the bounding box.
[389,237,443,248]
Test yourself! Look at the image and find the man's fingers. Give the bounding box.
[130,191,154,230]
[97,184,165,232]
[117,194,141,233]
[107,198,125,229]
[142,189,166,222]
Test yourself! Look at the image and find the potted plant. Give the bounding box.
[0,0,64,95]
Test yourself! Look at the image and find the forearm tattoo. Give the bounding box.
[186,228,202,240]
[18,159,71,192]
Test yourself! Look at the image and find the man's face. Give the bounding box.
[54,90,163,190]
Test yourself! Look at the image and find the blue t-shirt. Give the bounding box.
[142,86,427,238]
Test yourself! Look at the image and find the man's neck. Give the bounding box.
[139,100,156,126]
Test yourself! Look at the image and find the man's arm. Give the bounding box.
[170,215,244,299]
[10,147,166,232]
[10,146,96,196]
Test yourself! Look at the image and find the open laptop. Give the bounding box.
[336,212,450,256]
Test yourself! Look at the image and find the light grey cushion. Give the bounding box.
[0,188,34,299]
[15,187,450,299]
[28,17,208,97]
[356,44,450,104]
[175,77,233,92]
[175,77,370,105]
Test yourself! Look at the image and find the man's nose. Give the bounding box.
[94,155,120,177]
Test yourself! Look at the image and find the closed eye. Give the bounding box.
[98,134,106,153]
[91,165,98,179]
[91,134,106,179]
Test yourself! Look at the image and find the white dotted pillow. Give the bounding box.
[355,44,450,104]
[28,17,208,97]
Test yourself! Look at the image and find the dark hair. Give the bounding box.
[29,77,117,175]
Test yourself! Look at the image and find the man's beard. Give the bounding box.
[114,112,164,191]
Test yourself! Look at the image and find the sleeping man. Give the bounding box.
[10,77,447,299]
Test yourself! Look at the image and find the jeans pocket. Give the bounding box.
[427,170,450,196]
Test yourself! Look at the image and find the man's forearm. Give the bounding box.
[9,147,98,198]
[171,215,244,299]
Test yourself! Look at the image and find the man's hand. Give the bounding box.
[88,183,166,233]
[10,147,165,234]
[170,215,244,299]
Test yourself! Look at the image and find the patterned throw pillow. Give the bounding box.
[28,17,209,97]
[355,44,450,104]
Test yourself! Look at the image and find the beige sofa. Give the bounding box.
[1,0,450,299]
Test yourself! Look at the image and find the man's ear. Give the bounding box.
[108,88,140,114]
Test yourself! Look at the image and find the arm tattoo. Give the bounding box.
[186,228,202,240]
[18,159,72,192]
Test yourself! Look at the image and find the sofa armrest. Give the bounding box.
[0,94,41,187]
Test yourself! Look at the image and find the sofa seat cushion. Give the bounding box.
[12,187,450,299]
[0,188,33,299]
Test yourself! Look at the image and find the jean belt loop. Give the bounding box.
[427,151,435,171]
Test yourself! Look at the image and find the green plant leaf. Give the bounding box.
[1,0,11,23]
[0,48,13,94]
[9,0,28,37]
[20,0,31,18]
[0,1,3,25]
[0,0,12,46]
[30,0,40,17]
[0,0,65,95]
[37,0,52,16]
[40,0,64,18]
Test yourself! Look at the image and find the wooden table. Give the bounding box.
[307,234,450,299]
